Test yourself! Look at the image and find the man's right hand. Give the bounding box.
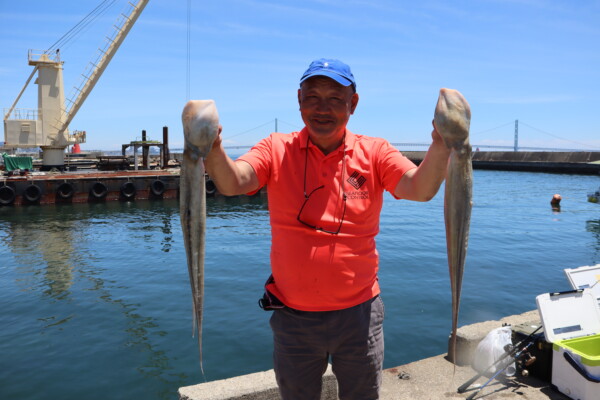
[211,125,223,151]
[203,126,260,196]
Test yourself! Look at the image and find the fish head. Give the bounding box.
[433,88,471,149]
[182,100,220,158]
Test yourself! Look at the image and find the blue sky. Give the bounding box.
[1,0,599,151]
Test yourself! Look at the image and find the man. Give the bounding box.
[205,58,450,400]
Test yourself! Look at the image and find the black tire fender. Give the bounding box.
[150,180,165,196]
[56,182,75,200]
[0,185,16,206]
[90,182,108,199]
[205,177,217,196]
[24,184,42,203]
[120,181,136,199]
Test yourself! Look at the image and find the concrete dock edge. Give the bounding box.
[179,309,570,400]
[179,364,337,400]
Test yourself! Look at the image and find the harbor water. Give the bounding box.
[1,169,599,399]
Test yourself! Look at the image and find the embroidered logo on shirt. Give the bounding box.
[347,171,367,190]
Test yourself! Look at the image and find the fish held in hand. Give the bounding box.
[434,88,472,365]
[180,100,219,373]
[182,100,220,158]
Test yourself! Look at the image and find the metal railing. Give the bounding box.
[27,49,61,64]
[3,108,40,121]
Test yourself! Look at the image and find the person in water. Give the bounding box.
[205,58,451,399]
[551,193,562,211]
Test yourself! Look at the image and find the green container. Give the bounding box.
[2,153,33,171]
[554,334,600,367]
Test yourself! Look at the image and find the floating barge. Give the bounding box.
[0,169,180,206]
[2,150,599,207]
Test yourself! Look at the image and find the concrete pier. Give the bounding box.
[402,151,600,174]
[179,310,569,400]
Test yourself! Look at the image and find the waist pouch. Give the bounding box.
[258,274,285,311]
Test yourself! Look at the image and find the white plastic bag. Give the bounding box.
[472,326,516,376]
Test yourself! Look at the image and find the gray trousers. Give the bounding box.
[269,296,385,400]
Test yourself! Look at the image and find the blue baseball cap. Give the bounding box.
[300,58,356,90]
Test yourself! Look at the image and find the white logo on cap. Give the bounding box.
[324,62,329,67]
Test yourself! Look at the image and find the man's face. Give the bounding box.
[298,76,358,142]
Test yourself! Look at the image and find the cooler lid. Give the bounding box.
[564,264,600,300]
[536,289,600,343]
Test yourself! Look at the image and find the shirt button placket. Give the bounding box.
[319,158,327,184]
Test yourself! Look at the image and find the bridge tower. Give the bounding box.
[514,119,519,152]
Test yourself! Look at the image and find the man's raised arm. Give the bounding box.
[394,127,450,202]
[204,128,260,196]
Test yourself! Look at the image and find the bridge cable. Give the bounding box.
[519,121,598,150]
[275,119,302,130]
[471,121,514,137]
[224,120,276,140]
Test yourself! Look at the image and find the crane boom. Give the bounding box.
[59,0,149,133]
[3,0,151,169]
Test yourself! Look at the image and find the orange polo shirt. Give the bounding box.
[237,128,416,311]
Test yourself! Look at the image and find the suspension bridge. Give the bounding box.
[220,118,599,153]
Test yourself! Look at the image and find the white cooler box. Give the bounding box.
[536,289,600,400]
[564,264,600,306]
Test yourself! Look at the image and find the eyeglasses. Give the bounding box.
[296,137,347,235]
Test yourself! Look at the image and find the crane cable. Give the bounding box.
[46,0,117,54]
[186,0,191,101]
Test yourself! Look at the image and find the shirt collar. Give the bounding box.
[299,127,356,155]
